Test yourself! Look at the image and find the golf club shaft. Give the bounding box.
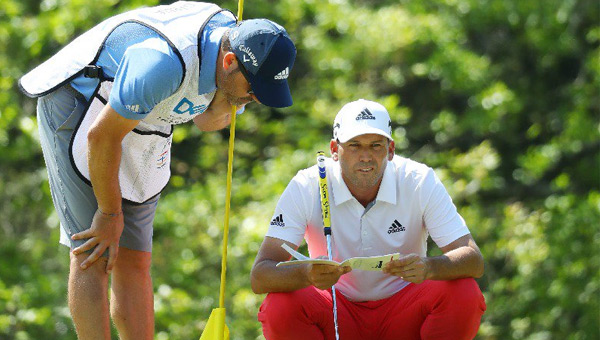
[317,151,340,340]
[327,234,340,340]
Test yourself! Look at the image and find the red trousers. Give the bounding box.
[258,278,486,340]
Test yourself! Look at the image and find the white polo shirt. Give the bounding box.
[265,155,470,302]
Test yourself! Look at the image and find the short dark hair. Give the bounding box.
[221,28,232,52]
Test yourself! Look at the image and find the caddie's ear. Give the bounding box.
[387,140,395,161]
[330,139,339,161]
[222,52,238,71]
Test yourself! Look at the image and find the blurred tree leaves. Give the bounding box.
[1,0,598,339]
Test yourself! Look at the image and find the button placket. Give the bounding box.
[361,205,372,251]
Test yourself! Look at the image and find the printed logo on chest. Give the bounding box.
[387,219,405,234]
[173,97,207,116]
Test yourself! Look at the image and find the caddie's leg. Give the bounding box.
[38,85,112,339]
[37,84,158,339]
[110,247,154,340]
[109,196,158,340]
[258,286,363,340]
[69,252,111,340]
[378,278,486,340]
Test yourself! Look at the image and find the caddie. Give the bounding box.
[250,99,486,339]
[19,1,296,339]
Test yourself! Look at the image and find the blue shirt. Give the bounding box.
[71,12,236,120]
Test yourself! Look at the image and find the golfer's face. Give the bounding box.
[337,134,392,191]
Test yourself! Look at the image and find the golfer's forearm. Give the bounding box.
[250,261,310,294]
[87,132,123,214]
[425,246,484,280]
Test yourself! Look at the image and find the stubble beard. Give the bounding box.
[216,67,247,107]
[342,161,385,191]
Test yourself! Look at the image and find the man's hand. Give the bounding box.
[193,90,235,132]
[71,210,124,273]
[382,254,429,284]
[305,263,352,290]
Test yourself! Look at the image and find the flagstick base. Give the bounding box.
[199,308,230,340]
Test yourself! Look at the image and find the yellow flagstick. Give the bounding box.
[200,1,244,339]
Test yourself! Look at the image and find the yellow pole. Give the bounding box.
[199,2,245,339]
[218,0,245,319]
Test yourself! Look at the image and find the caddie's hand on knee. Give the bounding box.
[305,263,352,290]
[71,209,124,273]
[383,254,429,284]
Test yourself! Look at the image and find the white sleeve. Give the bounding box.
[265,174,311,247]
[420,168,470,247]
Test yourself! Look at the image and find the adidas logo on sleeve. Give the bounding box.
[274,67,289,80]
[270,214,285,227]
[387,219,405,234]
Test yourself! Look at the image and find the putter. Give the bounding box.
[317,151,340,340]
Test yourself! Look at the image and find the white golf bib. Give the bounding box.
[70,58,217,203]
[71,82,175,203]
[18,1,236,203]
[19,1,229,97]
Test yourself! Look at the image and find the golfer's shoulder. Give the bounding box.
[292,163,319,188]
[391,155,436,187]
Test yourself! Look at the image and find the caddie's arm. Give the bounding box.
[383,233,484,283]
[71,104,139,273]
[250,236,352,294]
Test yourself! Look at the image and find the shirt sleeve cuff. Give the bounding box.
[265,228,303,247]
[109,96,149,120]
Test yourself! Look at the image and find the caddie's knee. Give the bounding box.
[68,254,109,307]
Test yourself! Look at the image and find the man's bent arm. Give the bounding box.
[384,233,484,283]
[71,104,139,271]
[426,234,484,280]
[87,104,139,213]
[250,237,312,294]
[251,236,350,294]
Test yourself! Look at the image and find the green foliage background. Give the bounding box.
[1,0,598,339]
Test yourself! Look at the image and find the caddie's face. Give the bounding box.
[217,52,259,107]
[219,67,256,107]
[331,134,394,192]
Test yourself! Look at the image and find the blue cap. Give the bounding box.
[230,19,296,108]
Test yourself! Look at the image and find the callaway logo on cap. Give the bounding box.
[230,19,296,108]
[333,99,393,143]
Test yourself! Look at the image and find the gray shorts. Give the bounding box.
[37,85,158,253]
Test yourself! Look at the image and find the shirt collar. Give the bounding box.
[198,12,236,95]
[330,160,354,206]
[329,159,397,206]
[376,160,397,204]
[198,26,228,95]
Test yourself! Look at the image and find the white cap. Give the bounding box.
[333,99,393,143]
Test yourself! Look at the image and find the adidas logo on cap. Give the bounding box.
[355,107,376,121]
[274,67,289,80]
[270,214,285,227]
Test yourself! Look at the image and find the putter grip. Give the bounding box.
[316,151,331,235]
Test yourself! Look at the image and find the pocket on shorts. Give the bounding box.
[41,86,85,133]
[57,89,85,132]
